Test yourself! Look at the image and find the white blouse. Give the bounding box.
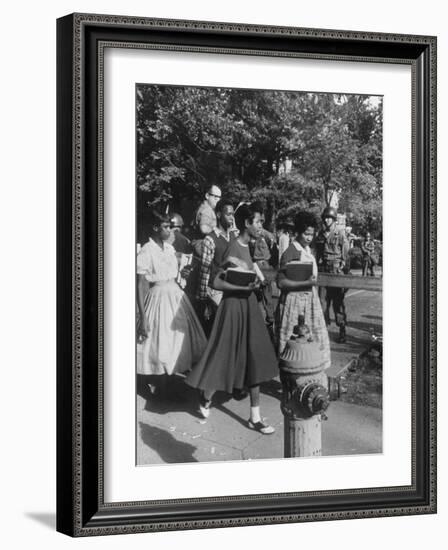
[137,238,179,283]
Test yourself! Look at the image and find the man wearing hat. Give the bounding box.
[315,206,350,343]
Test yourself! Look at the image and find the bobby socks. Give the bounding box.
[250,406,261,423]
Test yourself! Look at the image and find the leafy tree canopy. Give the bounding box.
[137,85,383,237]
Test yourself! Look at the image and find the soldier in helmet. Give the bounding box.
[315,206,350,343]
[361,232,376,276]
[167,212,197,302]
[168,213,192,254]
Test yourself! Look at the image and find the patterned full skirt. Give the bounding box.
[138,280,207,376]
[275,287,331,369]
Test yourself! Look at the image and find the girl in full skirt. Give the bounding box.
[137,211,207,391]
[275,211,331,369]
[186,203,278,434]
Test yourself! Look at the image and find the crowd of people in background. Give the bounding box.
[136,185,379,434]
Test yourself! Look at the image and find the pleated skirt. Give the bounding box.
[186,292,278,393]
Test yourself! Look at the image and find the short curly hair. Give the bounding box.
[293,211,318,235]
[234,202,263,233]
[215,199,234,215]
[147,209,170,234]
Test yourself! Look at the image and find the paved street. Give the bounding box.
[137,287,382,465]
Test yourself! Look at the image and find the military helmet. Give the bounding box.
[321,206,337,220]
[170,213,184,228]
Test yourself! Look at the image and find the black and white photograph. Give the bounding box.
[1,0,441,545]
[135,84,383,465]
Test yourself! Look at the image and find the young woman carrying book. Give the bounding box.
[186,203,278,434]
[275,211,331,369]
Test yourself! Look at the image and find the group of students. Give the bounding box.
[136,201,331,436]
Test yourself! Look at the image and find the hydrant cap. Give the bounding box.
[280,339,328,375]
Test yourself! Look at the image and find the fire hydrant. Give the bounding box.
[279,316,342,458]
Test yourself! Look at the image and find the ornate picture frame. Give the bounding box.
[56,13,436,536]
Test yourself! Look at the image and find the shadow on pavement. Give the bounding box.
[212,402,249,429]
[139,421,199,463]
[198,389,260,429]
[349,319,382,333]
[259,378,282,400]
[138,373,239,420]
[212,379,282,429]
[362,314,382,321]
[327,327,377,353]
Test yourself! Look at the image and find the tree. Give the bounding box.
[136,85,383,235]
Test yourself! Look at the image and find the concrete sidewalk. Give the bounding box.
[137,374,382,465]
[137,290,383,465]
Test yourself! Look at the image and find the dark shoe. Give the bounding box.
[338,327,346,343]
[248,419,275,435]
[233,388,249,400]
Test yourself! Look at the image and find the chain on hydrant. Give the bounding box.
[279,315,342,458]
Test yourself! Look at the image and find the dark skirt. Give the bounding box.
[186,292,278,393]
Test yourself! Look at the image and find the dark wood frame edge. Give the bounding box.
[56,13,437,537]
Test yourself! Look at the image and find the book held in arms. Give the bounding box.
[225,267,257,286]
[284,260,313,282]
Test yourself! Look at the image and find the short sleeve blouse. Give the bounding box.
[279,242,301,269]
[137,238,178,283]
[223,239,254,271]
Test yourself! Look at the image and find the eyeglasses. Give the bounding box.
[208,193,222,199]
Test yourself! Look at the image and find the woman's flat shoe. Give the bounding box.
[199,398,211,419]
[248,419,275,435]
